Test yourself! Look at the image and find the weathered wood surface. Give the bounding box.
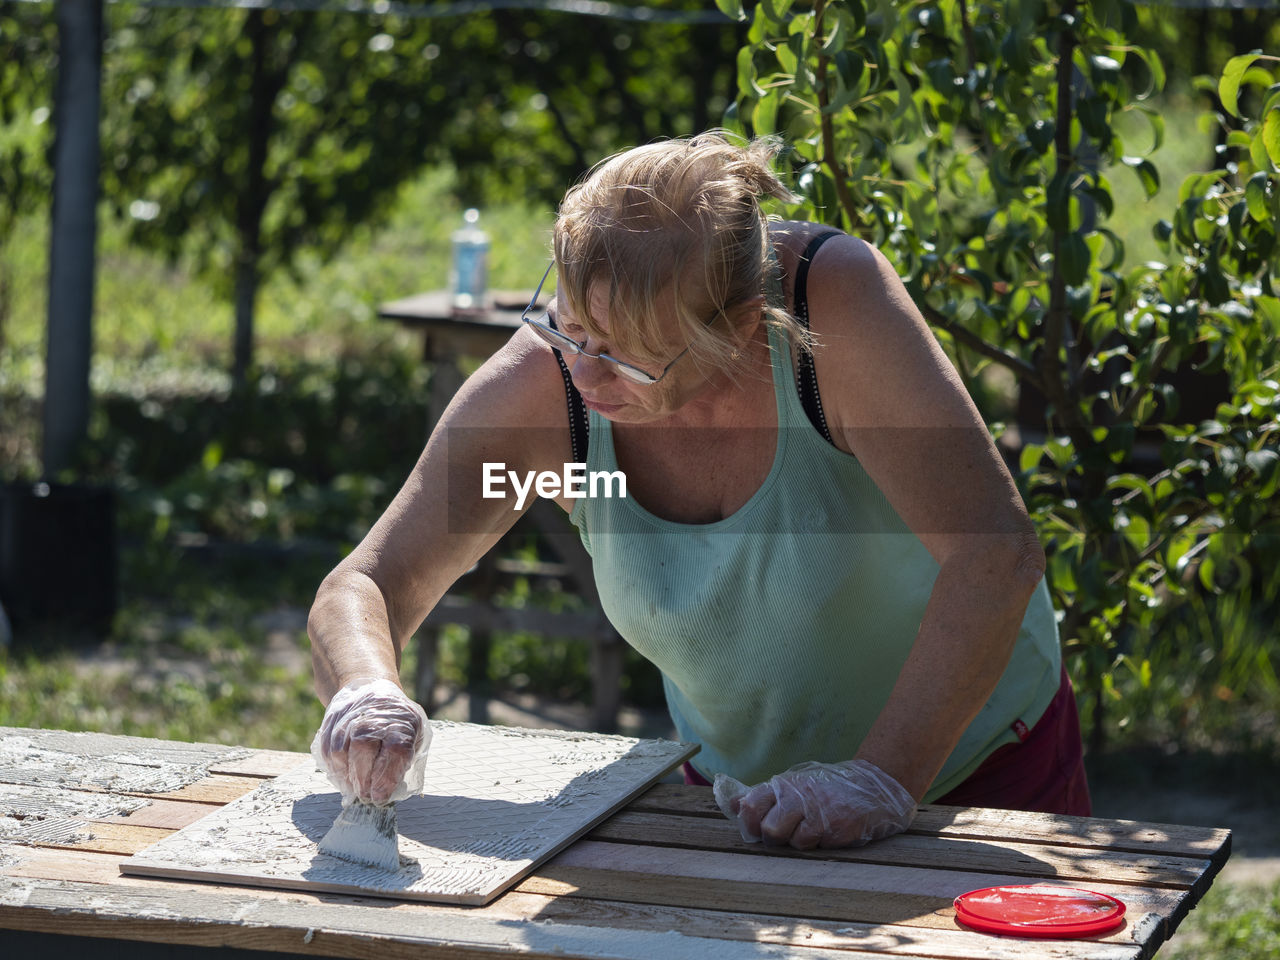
[120,723,697,906]
[3,847,1142,960]
[632,785,1233,863]
[0,727,1231,960]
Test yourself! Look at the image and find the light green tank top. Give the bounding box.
[568,326,1061,800]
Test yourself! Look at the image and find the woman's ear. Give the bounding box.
[726,294,767,348]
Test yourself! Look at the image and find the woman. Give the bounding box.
[309,132,1090,850]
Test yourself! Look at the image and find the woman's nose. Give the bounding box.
[567,351,609,392]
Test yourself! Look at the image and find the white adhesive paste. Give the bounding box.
[122,720,694,905]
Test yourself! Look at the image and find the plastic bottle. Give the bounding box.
[450,208,489,311]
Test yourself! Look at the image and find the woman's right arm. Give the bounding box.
[307,328,573,800]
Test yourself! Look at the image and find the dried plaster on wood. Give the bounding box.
[123,721,694,905]
[0,730,245,794]
[0,769,150,847]
[0,727,251,769]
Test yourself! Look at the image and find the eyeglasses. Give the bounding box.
[520,263,692,385]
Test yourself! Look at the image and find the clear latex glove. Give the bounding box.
[310,677,431,806]
[713,758,916,850]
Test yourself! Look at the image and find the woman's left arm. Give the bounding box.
[814,234,1048,800]
[726,233,1047,849]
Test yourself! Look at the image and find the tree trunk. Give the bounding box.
[43,0,102,477]
[232,251,258,384]
[231,10,277,384]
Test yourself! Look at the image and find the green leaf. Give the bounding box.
[1250,123,1275,173]
[753,91,780,135]
[714,0,746,21]
[1263,108,1280,169]
[1129,47,1166,100]
[1220,53,1261,119]
[1020,443,1044,473]
[1059,232,1090,286]
[760,0,794,24]
[1255,295,1280,335]
[1107,473,1155,510]
[737,46,763,99]
[1245,447,1279,476]
[1119,513,1151,552]
[1246,171,1271,221]
[821,6,848,53]
[201,441,223,472]
[1226,129,1253,150]
[721,100,746,137]
[1046,171,1072,233]
[1122,156,1160,199]
[1026,119,1055,154]
[832,50,865,98]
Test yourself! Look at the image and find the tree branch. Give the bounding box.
[1116,335,1177,423]
[958,0,979,71]
[813,0,864,236]
[921,302,1041,383]
[1041,0,1086,439]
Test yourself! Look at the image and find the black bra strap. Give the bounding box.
[548,316,590,464]
[794,231,841,446]
[550,231,839,462]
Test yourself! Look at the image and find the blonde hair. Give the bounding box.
[553,131,812,375]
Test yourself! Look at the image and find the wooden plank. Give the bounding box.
[630,786,1233,863]
[519,839,1187,948]
[0,781,217,830]
[122,723,697,906]
[99,797,224,831]
[914,805,1232,868]
[211,751,310,778]
[0,844,1150,960]
[0,876,945,960]
[590,811,1212,893]
[0,819,171,856]
[125,772,268,805]
[501,887,1142,960]
[0,781,149,820]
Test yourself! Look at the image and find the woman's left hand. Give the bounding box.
[714,758,916,850]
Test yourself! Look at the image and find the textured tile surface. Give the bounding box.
[121,721,695,904]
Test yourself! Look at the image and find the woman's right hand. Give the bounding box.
[310,678,431,805]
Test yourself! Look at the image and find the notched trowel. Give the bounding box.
[318,799,401,871]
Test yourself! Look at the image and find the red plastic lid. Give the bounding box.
[953,884,1126,938]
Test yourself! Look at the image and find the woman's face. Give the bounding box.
[551,281,716,424]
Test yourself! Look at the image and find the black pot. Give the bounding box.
[0,482,117,637]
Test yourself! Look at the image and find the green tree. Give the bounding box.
[97,4,739,381]
[0,2,57,345]
[100,5,487,382]
[721,0,1280,747]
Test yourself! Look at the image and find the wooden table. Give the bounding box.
[378,290,534,430]
[1,727,1229,960]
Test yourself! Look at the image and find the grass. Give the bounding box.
[1163,881,1280,960]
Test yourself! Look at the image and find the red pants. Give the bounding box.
[684,665,1092,817]
[935,665,1092,815]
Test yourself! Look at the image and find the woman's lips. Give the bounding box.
[582,396,624,415]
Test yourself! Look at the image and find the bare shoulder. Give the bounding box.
[792,230,978,432]
[434,326,575,472]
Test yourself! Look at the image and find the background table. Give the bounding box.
[0,727,1231,960]
[377,290,625,732]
